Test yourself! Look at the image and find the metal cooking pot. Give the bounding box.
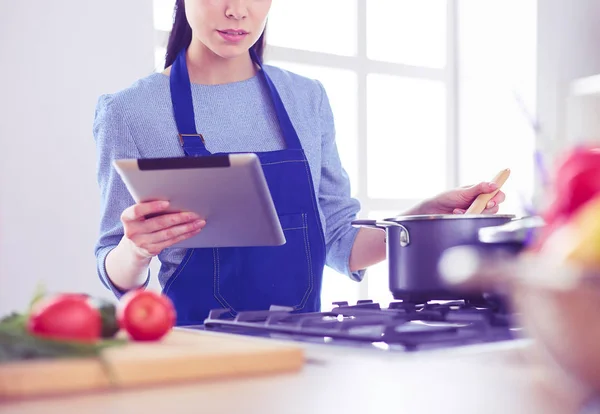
[352,214,544,302]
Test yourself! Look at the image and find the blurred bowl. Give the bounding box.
[514,258,600,392]
[439,248,600,392]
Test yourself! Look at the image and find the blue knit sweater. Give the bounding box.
[93,65,363,294]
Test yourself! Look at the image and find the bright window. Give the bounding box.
[268,61,359,195]
[153,0,175,32]
[152,0,537,309]
[268,0,358,56]
[367,0,448,68]
[457,0,538,215]
[367,74,447,199]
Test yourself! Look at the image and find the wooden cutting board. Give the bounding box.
[0,329,304,400]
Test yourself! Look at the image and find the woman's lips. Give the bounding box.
[217,29,249,43]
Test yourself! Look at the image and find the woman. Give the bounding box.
[93,0,505,325]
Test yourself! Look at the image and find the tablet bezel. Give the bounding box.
[112,153,286,248]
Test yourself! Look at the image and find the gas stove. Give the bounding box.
[197,297,520,353]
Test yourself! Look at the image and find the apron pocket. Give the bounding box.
[256,213,314,310]
[214,213,314,312]
[279,213,307,232]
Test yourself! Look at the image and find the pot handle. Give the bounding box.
[351,219,402,230]
[478,216,545,244]
[351,220,410,247]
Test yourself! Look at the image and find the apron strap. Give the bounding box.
[169,47,303,155]
[250,49,302,151]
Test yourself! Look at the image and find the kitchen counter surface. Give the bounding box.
[0,329,596,414]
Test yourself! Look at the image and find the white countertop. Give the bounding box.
[0,331,594,414]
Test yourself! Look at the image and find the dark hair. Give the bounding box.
[164,0,267,69]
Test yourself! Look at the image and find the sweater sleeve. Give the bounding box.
[315,81,366,281]
[92,94,150,297]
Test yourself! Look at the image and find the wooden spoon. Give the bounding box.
[465,168,511,214]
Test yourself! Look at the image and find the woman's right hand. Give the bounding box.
[120,200,206,259]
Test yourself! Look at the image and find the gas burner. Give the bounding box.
[202,299,517,352]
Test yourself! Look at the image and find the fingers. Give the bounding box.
[481,190,506,211]
[142,211,202,234]
[460,181,499,200]
[490,190,506,205]
[141,227,205,257]
[121,200,170,223]
[477,181,499,194]
[481,205,500,215]
[142,218,206,245]
[127,218,206,257]
[121,200,207,257]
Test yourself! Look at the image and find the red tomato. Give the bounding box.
[28,294,101,343]
[546,145,600,220]
[557,168,600,214]
[117,290,176,341]
[533,145,600,252]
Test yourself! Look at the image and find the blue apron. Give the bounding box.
[163,48,327,325]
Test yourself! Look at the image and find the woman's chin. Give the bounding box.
[210,44,254,61]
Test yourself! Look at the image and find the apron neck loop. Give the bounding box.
[170,46,304,156]
[249,47,302,151]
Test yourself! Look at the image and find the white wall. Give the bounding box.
[537,0,600,159]
[0,1,156,315]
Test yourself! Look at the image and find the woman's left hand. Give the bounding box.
[422,182,506,215]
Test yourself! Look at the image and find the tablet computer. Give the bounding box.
[113,153,286,248]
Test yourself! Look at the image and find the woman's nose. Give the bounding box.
[225,0,249,20]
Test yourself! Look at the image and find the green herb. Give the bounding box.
[0,314,126,363]
[0,286,128,366]
[0,312,28,331]
[28,282,47,312]
[0,285,127,364]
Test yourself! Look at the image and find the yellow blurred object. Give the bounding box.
[558,196,600,268]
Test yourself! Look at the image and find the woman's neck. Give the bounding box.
[177,38,257,85]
